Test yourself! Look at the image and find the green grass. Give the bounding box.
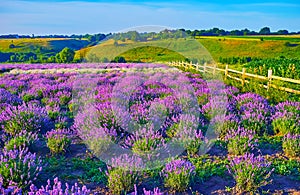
[2,35,300,64]
[76,36,300,63]
[196,36,300,61]
[0,38,89,53]
[76,38,213,63]
[117,46,188,62]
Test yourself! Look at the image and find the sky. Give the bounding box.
[0,0,300,35]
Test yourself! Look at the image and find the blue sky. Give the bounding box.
[0,0,300,35]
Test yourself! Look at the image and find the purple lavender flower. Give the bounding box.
[143,187,164,195]
[237,96,273,135]
[272,101,300,135]
[107,154,143,194]
[282,133,300,157]
[0,103,50,136]
[162,159,195,192]
[46,129,73,154]
[28,177,90,195]
[0,147,42,190]
[227,153,274,193]
[225,127,258,155]
[0,88,22,107]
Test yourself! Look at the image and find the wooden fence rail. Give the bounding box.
[167,61,300,95]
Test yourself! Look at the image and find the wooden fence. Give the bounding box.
[167,61,300,95]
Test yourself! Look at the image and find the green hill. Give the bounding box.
[76,38,213,63]
[76,35,300,63]
[196,36,300,61]
[0,38,89,53]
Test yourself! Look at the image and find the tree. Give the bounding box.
[277,30,288,35]
[59,47,75,63]
[112,56,126,63]
[259,27,271,35]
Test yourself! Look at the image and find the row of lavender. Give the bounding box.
[0,66,299,194]
[0,63,167,72]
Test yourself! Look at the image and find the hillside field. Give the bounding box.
[72,35,300,63]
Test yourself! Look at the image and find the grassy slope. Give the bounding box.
[118,46,188,62]
[0,38,89,53]
[197,36,300,61]
[75,38,212,62]
[76,36,300,63]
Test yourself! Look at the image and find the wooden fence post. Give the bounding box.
[196,62,199,72]
[203,62,207,73]
[242,68,246,86]
[224,64,229,81]
[190,61,193,70]
[213,64,217,75]
[267,69,273,91]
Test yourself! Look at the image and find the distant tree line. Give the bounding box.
[0,47,76,63]
[0,33,108,40]
[111,29,187,42]
[184,27,299,36]
[1,27,298,40]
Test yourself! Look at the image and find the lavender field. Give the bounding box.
[0,63,299,194]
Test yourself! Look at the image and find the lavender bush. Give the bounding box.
[0,103,50,136]
[4,131,37,151]
[211,113,240,140]
[107,154,143,195]
[0,147,42,190]
[0,88,22,107]
[235,93,267,110]
[240,101,273,135]
[227,153,274,193]
[74,107,117,157]
[272,101,300,135]
[46,129,72,155]
[170,114,204,156]
[162,159,195,192]
[282,133,300,158]
[225,127,258,156]
[124,126,167,159]
[234,93,274,135]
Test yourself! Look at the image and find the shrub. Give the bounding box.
[107,154,143,195]
[165,122,179,138]
[272,101,300,135]
[282,133,300,158]
[0,88,22,107]
[46,129,72,155]
[22,94,35,103]
[124,126,167,159]
[0,104,49,136]
[235,93,267,110]
[211,114,240,140]
[227,153,274,193]
[0,147,42,190]
[172,114,204,156]
[4,131,37,151]
[225,127,258,155]
[75,108,117,157]
[177,129,204,157]
[239,101,273,135]
[162,159,195,192]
